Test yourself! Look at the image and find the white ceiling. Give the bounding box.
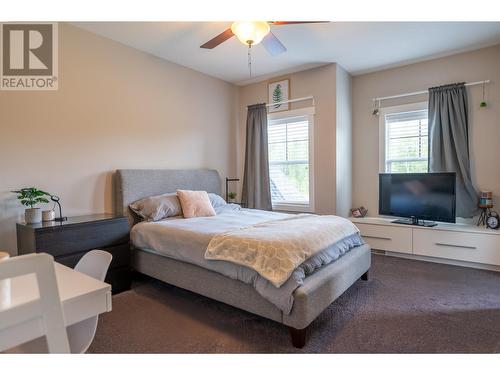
[73,22,500,85]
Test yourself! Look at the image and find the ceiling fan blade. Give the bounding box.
[261,32,287,56]
[200,28,234,49]
[271,21,329,25]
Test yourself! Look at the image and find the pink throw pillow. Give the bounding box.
[177,190,216,218]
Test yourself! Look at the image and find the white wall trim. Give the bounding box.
[268,106,315,121]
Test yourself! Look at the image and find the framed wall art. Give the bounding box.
[268,79,289,113]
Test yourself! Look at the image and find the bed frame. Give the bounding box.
[114,169,371,348]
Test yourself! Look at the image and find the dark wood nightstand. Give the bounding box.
[16,214,131,294]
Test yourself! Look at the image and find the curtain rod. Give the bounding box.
[373,80,491,102]
[265,96,314,107]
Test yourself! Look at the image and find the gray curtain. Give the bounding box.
[242,103,272,210]
[428,83,478,218]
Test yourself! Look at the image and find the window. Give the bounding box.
[381,104,428,173]
[267,108,314,211]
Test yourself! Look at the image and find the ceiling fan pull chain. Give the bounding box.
[248,44,252,77]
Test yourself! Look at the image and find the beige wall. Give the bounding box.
[3,23,493,255]
[352,45,500,218]
[0,23,238,255]
[335,65,353,217]
[237,64,341,214]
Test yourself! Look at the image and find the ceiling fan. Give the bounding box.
[200,21,327,56]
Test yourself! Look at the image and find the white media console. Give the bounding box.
[351,217,500,272]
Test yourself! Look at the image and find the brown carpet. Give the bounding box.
[89,254,500,353]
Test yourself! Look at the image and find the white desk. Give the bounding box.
[1,262,112,348]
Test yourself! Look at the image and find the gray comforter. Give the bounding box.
[131,205,364,314]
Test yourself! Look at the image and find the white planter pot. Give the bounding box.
[25,208,42,224]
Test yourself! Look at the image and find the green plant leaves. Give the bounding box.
[13,187,51,208]
[20,199,32,207]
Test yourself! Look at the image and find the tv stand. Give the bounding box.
[350,216,500,272]
[391,217,437,227]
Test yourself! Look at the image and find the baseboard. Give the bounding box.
[373,250,500,272]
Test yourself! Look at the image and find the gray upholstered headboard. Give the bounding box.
[114,169,221,224]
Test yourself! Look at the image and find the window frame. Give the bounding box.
[378,102,429,173]
[267,106,315,213]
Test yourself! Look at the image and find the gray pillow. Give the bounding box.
[208,193,227,209]
[129,193,182,222]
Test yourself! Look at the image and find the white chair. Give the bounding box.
[0,253,70,353]
[66,250,112,353]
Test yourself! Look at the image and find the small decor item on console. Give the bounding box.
[11,187,51,224]
[50,195,67,222]
[351,206,368,218]
[479,191,493,208]
[42,209,56,222]
[477,191,494,227]
[486,211,499,230]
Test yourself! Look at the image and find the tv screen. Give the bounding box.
[379,173,456,223]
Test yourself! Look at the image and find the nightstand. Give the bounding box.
[16,214,131,294]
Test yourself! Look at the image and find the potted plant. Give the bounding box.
[12,187,51,224]
[228,192,237,203]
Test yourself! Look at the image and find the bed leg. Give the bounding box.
[361,270,369,281]
[289,327,307,348]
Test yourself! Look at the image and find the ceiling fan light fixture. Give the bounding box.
[230,21,270,46]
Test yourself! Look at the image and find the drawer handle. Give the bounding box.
[435,242,477,250]
[364,235,392,241]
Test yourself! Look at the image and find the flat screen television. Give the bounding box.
[379,173,456,225]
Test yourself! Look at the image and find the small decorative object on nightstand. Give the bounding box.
[50,195,67,222]
[227,191,237,203]
[42,209,56,222]
[11,187,51,224]
[225,177,246,207]
[16,214,131,294]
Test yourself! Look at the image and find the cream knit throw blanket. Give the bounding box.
[205,214,359,287]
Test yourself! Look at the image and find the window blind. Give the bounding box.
[385,109,428,173]
[268,116,310,205]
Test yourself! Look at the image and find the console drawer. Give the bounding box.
[356,223,412,254]
[413,228,500,266]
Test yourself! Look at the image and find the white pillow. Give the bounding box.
[208,193,227,209]
[129,193,181,221]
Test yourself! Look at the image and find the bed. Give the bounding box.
[114,169,371,348]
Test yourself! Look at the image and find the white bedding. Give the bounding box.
[131,205,364,313]
[131,205,290,265]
